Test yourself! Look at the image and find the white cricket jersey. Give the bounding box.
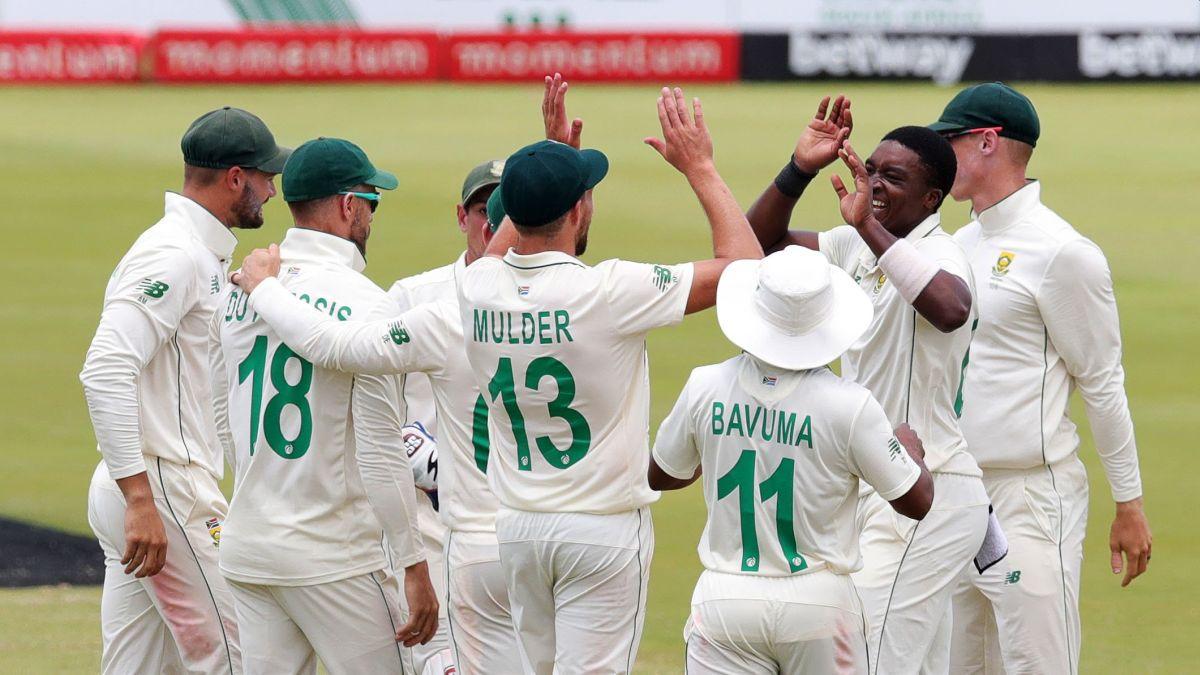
[81,192,236,481]
[215,228,419,586]
[387,253,503,534]
[458,249,694,514]
[653,355,920,576]
[245,254,503,535]
[818,214,981,477]
[954,181,1142,501]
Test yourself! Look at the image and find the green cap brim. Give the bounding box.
[581,149,609,189]
[464,180,500,207]
[365,169,399,191]
[927,120,966,134]
[257,146,293,174]
[486,188,506,233]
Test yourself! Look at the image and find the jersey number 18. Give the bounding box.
[237,335,313,460]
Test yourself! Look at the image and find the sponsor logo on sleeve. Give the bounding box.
[387,321,411,345]
[652,265,677,292]
[209,274,221,295]
[888,436,904,462]
[136,278,170,300]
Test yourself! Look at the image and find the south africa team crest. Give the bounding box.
[205,517,222,547]
[992,251,1016,278]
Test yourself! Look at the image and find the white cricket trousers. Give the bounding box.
[950,456,1088,674]
[496,506,654,675]
[852,472,989,675]
[444,530,522,675]
[403,494,456,675]
[228,569,416,675]
[683,569,868,674]
[87,459,241,675]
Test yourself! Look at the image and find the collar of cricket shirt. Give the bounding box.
[737,353,803,405]
[501,248,585,271]
[164,191,238,261]
[974,180,1041,236]
[279,227,366,273]
[857,211,941,272]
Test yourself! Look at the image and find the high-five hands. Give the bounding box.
[794,95,853,174]
[543,72,583,149]
[644,87,715,178]
[230,243,282,294]
[830,142,875,231]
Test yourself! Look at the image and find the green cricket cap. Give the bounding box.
[499,140,608,227]
[181,106,291,173]
[486,188,506,232]
[929,82,1040,147]
[462,159,505,206]
[282,137,399,203]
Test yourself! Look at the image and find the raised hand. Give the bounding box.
[830,142,873,230]
[644,87,714,178]
[230,243,281,294]
[542,72,583,149]
[794,95,853,174]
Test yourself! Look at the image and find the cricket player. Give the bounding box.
[228,179,522,674]
[931,82,1152,674]
[650,245,935,674]
[80,107,287,674]
[746,100,994,672]
[454,83,762,674]
[212,137,438,674]
[386,158,508,675]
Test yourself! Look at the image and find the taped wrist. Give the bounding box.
[774,156,816,198]
[877,239,939,303]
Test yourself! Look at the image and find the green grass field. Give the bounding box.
[1,82,1196,672]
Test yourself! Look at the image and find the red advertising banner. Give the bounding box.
[153,29,439,82]
[443,31,741,82]
[0,32,144,83]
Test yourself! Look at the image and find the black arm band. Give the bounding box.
[774,157,816,199]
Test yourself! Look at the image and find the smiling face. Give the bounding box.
[864,140,944,236]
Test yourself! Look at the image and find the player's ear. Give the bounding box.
[457,203,469,233]
[980,129,1000,156]
[225,166,244,191]
[923,188,943,211]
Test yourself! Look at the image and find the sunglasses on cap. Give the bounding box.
[338,190,380,213]
[940,126,1003,140]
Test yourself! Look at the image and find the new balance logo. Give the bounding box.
[137,279,170,299]
[1005,570,1022,585]
[387,322,411,345]
[652,265,674,292]
[887,437,903,462]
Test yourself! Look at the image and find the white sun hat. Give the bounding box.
[717,245,873,371]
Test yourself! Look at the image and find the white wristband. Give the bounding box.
[877,239,939,304]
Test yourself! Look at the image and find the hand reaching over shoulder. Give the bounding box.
[230,243,281,294]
